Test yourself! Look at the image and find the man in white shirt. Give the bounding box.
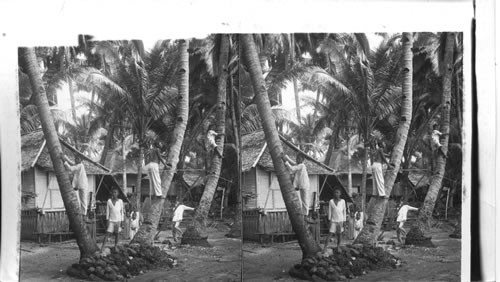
[396,201,419,244]
[324,189,347,250]
[144,153,163,198]
[172,201,195,242]
[283,153,310,216]
[101,188,124,250]
[62,155,89,215]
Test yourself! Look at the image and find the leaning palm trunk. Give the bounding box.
[359,142,369,214]
[241,34,321,258]
[21,47,98,258]
[354,32,413,245]
[182,34,230,245]
[228,74,242,238]
[405,32,455,245]
[135,146,144,211]
[131,40,190,245]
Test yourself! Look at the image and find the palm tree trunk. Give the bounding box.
[122,135,127,194]
[406,32,455,245]
[228,73,242,238]
[135,146,144,212]
[360,143,369,214]
[131,39,190,245]
[21,47,98,258]
[291,34,301,126]
[81,90,96,154]
[241,34,321,258]
[354,32,413,245]
[324,125,339,166]
[182,34,230,245]
[312,90,320,121]
[99,120,115,165]
[347,134,352,196]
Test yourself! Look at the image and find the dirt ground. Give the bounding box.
[242,223,461,282]
[20,223,460,281]
[20,229,241,282]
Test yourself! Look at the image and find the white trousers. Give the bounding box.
[371,162,386,197]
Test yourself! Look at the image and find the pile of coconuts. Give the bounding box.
[66,243,176,281]
[289,244,401,281]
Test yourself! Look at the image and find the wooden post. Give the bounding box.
[444,187,450,220]
[220,186,225,219]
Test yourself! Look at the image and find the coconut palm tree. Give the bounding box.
[241,34,321,258]
[354,32,414,245]
[405,32,457,245]
[181,34,231,245]
[305,33,404,213]
[20,47,98,258]
[131,39,190,244]
[91,40,181,211]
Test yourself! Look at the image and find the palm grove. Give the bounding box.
[19,32,462,265]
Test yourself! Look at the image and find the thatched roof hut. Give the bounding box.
[242,130,334,175]
[22,130,110,175]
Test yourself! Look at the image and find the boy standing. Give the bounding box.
[129,209,141,239]
[101,188,124,250]
[396,201,419,244]
[172,201,195,242]
[353,210,364,239]
[324,189,346,250]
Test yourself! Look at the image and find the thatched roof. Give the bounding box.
[182,171,206,187]
[241,131,334,175]
[408,170,430,188]
[21,130,110,175]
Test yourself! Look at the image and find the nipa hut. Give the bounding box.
[241,131,349,241]
[20,130,126,241]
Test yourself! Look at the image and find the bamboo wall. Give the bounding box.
[21,208,96,241]
[21,209,70,239]
[242,169,257,210]
[243,209,319,241]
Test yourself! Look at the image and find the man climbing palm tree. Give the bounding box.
[62,154,89,215]
[283,153,310,216]
[144,152,163,199]
[370,140,392,199]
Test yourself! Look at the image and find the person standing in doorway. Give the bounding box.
[62,154,89,215]
[172,201,195,242]
[324,189,347,250]
[396,201,419,244]
[283,152,310,216]
[101,188,124,250]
